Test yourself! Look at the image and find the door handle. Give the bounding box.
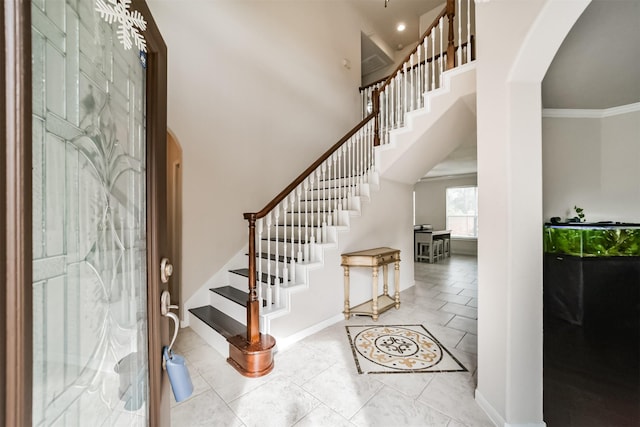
[161,290,180,354]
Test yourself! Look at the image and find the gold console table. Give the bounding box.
[341,247,401,321]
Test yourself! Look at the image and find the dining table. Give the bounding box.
[414,229,451,263]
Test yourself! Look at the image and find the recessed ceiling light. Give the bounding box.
[397,23,406,32]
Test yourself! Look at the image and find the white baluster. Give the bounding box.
[281,200,288,285]
[322,162,328,228]
[266,212,272,307]
[390,79,395,129]
[331,153,338,225]
[458,0,462,67]
[274,206,280,289]
[296,186,303,263]
[337,148,343,219]
[316,169,322,244]
[348,139,354,210]
[257,218,263,304]
[423,38,428,98]
[289,193,296,283]
[417,45,422,109]
[410,54,415,111]
[358,131,362,184]
[379,89,385,145]
[309,173,315,242]
[385,88,390,143]
[439,17,444,83]
[402,62,409,118]
[467,0,471,64]
[303,178,309,262]
[431,29,436,90]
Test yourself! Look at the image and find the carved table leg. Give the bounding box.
[394,259,401,309]
[382,263,389,296]
[372,266,379,321]
[343,266,350,319]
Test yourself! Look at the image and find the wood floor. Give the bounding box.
[543,312,640,426]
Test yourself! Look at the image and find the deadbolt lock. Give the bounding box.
[160,257,173,284]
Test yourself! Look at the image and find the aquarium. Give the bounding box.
[543,223,640,257]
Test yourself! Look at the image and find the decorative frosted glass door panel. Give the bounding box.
[32,0,149,425]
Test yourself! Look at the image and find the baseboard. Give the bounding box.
[475,389,546,427]
[475,389,504,426]
[275,313,345,351]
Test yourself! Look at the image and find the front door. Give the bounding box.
[2,0,169,424]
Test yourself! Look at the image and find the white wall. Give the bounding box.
[147,0,373,304]
[269,178,415,341]
[475,0,590,426]
[542,109,640,223]
[414,175,478,255]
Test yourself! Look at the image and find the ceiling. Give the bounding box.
[351,1,639,180]
[542,0,640,109]
[349,0,443,55]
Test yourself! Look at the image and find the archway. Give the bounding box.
[474,1,590,425]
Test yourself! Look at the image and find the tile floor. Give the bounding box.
[171,255,493,427]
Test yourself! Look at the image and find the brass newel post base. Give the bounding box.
[227,333,276,378]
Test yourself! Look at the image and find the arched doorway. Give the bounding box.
[475,1,590,425]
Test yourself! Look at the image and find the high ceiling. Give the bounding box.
[349,1,639,179]
[349,0,443,53]
[542,0,640,109]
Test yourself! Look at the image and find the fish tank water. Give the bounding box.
[543,223,640,257]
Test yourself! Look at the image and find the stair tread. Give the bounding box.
[211,285,267,307]
[189,305,245,339]
[230,268,284,284]
[210,285,248,306]
[261,237,306,243]
[248,252,295,263]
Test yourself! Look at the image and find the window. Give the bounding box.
[446,186,478,238]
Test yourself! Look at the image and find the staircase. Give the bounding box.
[187,0,477,376]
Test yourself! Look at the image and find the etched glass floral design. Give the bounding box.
[32,0,149,425]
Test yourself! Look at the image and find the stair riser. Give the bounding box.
[228,271,285,289]
[237,258,308,286]
[254,259,303,284]
[307,186,363,198]
[188,312,233,357]
[273,212,341,227]
[210,291,248,324]
[259,238,333,259]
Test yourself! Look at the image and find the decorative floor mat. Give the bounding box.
[346,324,467,374]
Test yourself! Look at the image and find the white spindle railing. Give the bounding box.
[243,0,474,342]
[360,0,475,145]
[245,115,376,319]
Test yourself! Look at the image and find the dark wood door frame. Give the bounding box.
[1,1,168,425]
[2,0,33,425]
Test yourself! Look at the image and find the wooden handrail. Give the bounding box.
[236,0,469,366]
[243,112,376,221]
[359,37,475,93]
[378,5,448,93]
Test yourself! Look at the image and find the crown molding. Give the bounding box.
[542,102,640,119]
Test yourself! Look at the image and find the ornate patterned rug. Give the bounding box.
[346,324,467,374]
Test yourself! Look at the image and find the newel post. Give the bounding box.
[227,213,275,378]
[245,213,260,344]
[373,88,380,146]
[446,0,456,70]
